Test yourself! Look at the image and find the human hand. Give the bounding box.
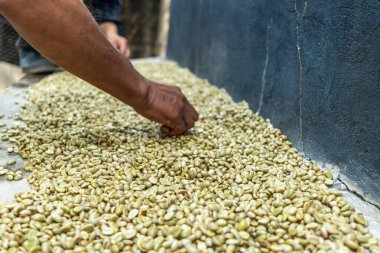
[134,80,199,136]
[99,22,131,57]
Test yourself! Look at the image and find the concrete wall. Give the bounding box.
[167,0,380,207]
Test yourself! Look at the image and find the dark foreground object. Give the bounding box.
[167,0,380,207]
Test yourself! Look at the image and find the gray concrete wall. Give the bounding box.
[167,0,380,207]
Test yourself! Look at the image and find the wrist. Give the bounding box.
[127,77,152,110]
[99,22,118,35]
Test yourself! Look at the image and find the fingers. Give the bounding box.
[136,80,199,137]
[124,40,131,58]
[167,111,187,136]
[183,107,195,129]
[162,103,198,137]
[161,88,199,136]
[116,39,126,54]
[113,37,130,58]
[119,39,131,58]
[118,41,126,54]
[125,47,131,58]
[183,102,198,128]
[160,124,183,137]
[160,125,171,135]
[183,96,199,122]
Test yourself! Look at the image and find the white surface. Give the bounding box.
[0,61,22,91]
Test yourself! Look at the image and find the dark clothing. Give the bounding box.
[17,0,123,50]
[16,0,123,72]
[92,0,123,26]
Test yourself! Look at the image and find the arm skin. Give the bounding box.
[0,0,198,136]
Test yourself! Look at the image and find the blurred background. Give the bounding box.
[0,0,170,66]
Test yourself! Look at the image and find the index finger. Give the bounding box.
[118,41,126,54]
[183,97,199,121]
[169,118,188,136]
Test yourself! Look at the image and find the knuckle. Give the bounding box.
[175,97,184,107]
[168,109,181,122]
[175,108,183,119]
[178,101,185,110]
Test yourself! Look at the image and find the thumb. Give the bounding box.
[160,125,172,136]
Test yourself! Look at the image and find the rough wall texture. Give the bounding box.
[167,0,380,207]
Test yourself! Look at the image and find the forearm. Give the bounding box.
[0,0,146,107]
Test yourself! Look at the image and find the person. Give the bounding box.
[0,0,198,136]
[17,0,130,74]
